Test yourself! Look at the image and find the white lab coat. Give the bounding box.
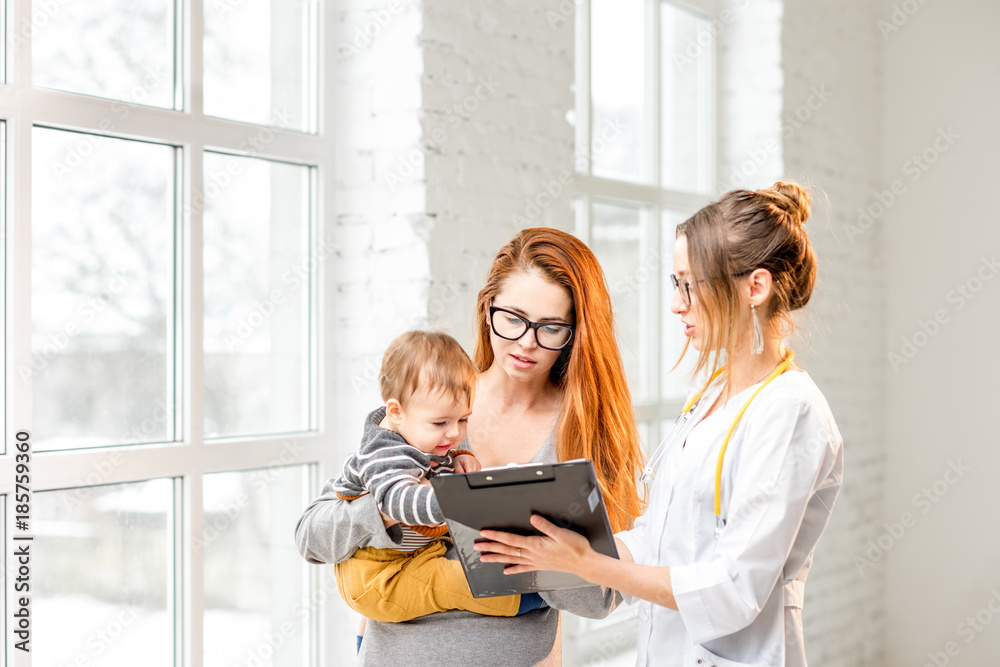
[617,369,844,667]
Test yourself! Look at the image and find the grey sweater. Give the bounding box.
[295,429,622,666]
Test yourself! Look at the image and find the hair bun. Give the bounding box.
[766,181,811,227]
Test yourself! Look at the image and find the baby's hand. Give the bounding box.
[453,454,481,474]
[378,509,399,528]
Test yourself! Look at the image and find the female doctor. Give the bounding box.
[476,181,844,666]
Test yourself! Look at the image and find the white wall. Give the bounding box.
[881,0,1000,665]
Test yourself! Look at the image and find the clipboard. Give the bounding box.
[429,459,619,598]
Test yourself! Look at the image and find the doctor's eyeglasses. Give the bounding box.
[488,306,575,350]
[670,274,695,307]
[670,270,755,307]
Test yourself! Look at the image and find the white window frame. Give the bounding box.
[1,1,337,664]
[568,0,718,661]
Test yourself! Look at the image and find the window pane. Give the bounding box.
[591,202,646,399]
[203,153,311,438]
[35,479,173,667]
[32,128,175,451]
[203,466,310,666]
[204,0,315,131]
[638,421,651,454]
[32,0,175,109]
[591,0,645,181]
[662,209,696,400]
[661,3,713,192]
[659,418,675,456]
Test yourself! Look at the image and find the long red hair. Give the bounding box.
[474,228,645,531]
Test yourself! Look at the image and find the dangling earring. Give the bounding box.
[751,304,764,355]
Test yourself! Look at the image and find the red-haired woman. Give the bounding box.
[478,182,845,666]
[468,227,645,532]
[297,227,645,665]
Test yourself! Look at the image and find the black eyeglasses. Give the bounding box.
[488,305,575,350]
[670,270,755,307]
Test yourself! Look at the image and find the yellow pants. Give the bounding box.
[334,540,521,622]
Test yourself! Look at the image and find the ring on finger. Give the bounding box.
[517,548,521,558]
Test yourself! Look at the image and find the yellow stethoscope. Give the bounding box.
[640,349,795,537]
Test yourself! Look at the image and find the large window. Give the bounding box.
[575,0,715,447]
[568,0,716,662]
[5,1,329,664]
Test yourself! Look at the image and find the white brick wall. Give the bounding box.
[419,0,576,350]
[329,0,433,414]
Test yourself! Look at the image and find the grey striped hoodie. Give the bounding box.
[333,406,458,526]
